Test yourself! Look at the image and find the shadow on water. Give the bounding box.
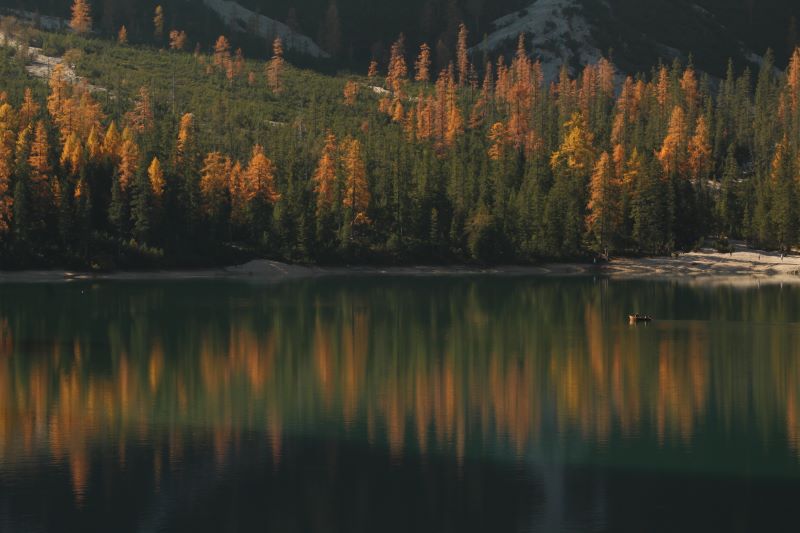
[2,277,800,531]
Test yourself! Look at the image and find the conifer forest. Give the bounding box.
[0,0,798,268]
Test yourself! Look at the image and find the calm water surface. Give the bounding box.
[1,277,800,532]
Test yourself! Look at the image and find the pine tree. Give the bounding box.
[70,0,92,34]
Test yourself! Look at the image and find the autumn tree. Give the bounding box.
[658,106,688,177]
[213,36,231,71]
[313,132,338,218]
[169,30,188,51]
[200,152,231,229]
[154,5,164,40]
[29,121,54,217]
[456,23,470,87]
[70,0,92,34]
[266,38,285,94]
[343,81,359,106]
[687,116,712,183]
[244,144,280,234]
[342,137,369,227]
[0,121,12,237]
[415,43,432,84]
[118,26,128,45]
[125,87,154,135]
[586,151,620,254]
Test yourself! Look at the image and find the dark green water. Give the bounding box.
[2,277,800,532]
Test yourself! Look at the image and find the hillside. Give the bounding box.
[0,9,797,270]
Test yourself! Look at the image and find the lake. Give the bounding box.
[1,276,800,532]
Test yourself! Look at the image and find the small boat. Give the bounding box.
[629,314,652,324]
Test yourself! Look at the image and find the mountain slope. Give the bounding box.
[201,0,327,57]
[478,0,799,78]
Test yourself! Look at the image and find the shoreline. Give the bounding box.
[2,245,800,285]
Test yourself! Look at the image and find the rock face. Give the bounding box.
[201,0,329,58]
[473,0,601,81]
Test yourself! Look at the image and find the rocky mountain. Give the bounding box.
[0,0,797,74]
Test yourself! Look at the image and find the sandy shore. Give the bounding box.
[1,244,799,284]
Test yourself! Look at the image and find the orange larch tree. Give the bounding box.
[29,121,55,211]
[0,119,12,235]
[343,81,359,106]
[414,43,431,84]
[586,151,620,254]
[244,144,281,204]
[118,25,128,45]
[70,0,92,34]
[169,30,188,51]
[313,132,338,216]
[213,36,231,71]
[341,137,370,225]
[126,87,154,135]
[687,116,712,183]
[658,106,688,178]
[200,152,232,221]
[116,138,140,193]
[456,23,470,87]
[267,38,285,94]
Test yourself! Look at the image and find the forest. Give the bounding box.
[0,0,799,268]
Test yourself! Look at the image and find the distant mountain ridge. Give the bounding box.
[0,0,797,74]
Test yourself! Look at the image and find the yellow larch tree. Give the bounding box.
[175,113,195,167]
[116,138,140,192]
[118,25,128,45]
[687,116,712,183]
[586,151,620,254]
[29,121,54,209]
[18,88,40,131]
[313,132,338,216]
[341,137,369,225]
[154,6,164,40]
[200,152,232,220]
[102,121,121,160]
[487,122,507,161]
[148,157,165,198]
[244,144,280,204]
[658,106,688,178]
[70,0,92,34]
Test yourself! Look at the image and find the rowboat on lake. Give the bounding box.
[629,314,652,324]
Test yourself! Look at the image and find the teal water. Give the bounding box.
[1,277,800,532]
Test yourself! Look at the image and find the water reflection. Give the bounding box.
[1,278,800,531]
